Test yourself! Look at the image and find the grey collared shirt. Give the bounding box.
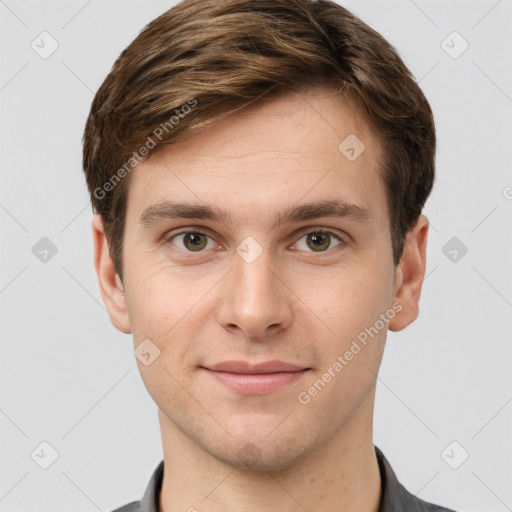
[111,446,457,512]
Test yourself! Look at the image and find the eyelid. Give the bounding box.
[294,225,348,243]
[162,226,219,246]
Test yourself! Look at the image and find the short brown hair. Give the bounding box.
[82,0,436,281]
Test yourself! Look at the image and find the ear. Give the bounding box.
[388,214,429,332]
[92,214,132,334]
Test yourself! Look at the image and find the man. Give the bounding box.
[82,0,457,510]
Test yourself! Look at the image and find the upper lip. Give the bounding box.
[203,360,309,374]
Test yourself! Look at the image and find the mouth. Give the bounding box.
[200,360,311,394]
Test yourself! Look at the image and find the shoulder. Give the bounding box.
[110,501,140,512]
[375,446,458,512]
[109,459,164,512]
[404,492,458,512]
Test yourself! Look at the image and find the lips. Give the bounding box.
[201,360,311,394]
[205,360,308,374]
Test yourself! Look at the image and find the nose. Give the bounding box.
[215,242,294,340]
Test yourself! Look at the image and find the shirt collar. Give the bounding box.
[138,445,432,512]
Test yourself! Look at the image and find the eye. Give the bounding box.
[294,230,343,253]
[165,229,346,254]
[168,231,216,252]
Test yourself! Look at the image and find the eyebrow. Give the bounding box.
[138,199,374,231]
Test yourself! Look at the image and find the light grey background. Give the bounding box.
[1,0,511,511]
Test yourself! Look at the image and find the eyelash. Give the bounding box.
[163,227,348,257]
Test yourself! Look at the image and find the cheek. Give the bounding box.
[126,267,203,410]
[124,261,179,345]
[125,261,214,364]
[299,267,389,344]
[295,271,389,415]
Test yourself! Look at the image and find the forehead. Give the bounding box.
[125,86,388,229]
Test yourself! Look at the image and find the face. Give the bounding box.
[94,86,428,471]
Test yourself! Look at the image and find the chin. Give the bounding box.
[207,432,310,473]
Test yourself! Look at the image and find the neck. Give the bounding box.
[157,398,382,512]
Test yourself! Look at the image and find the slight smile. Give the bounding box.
[200,360,312,394]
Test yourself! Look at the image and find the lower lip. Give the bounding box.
[203,369,309,394]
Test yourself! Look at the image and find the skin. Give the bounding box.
[93,85,428,512]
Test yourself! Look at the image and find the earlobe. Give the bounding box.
[388,215,429,332]
[92,214,132,334]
